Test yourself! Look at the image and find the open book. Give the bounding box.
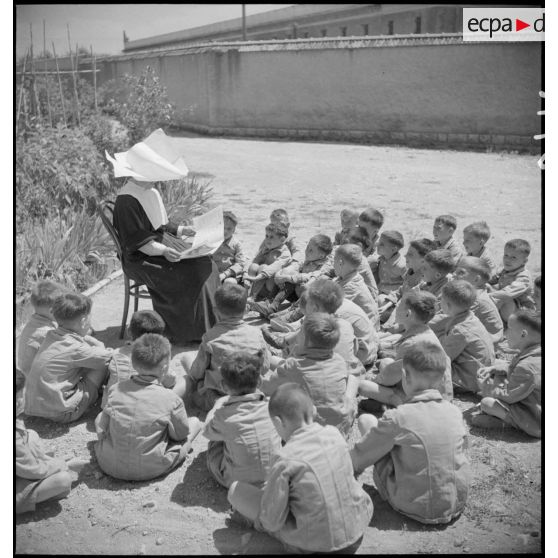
[179,206,224,260]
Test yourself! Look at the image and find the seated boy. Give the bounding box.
[102,310,184,408]
[363,291,453,406]
[358,207,384,273]
[418,248,456,339]
[319,226,379,301]
[203,351,281,488]
[333,244,380,328]
[182,284,271,411]
[334,208,359,245]
[377,230,406,297]
[308,278,378,368]
[17,280,67,376]
[453,256,504,344]
[351,341,470,524]
[16,371,73,514]
[253,234,333,319]
[261,313,359,438]
[245,222,291,302]
[95,334,201,481]
[439,280,495,393]
[25,293,113,423]
[462,221,496,277]
[380,238,436,328]
[433,214,463,265]
[488,239,535,322]
[474,310,541,437]
[212,211,246,284]
[228,383,373,554]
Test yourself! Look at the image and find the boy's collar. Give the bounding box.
[406,388,443,403]
[503,264,526,275]
[516,342,541,358]
[339,269,358,281]
[297,346,334,360]
[217,315,244,325]
[132,373,162,385]
[400,322,430,339]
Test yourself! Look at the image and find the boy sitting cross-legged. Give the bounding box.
[212,210,246,284]
[433,214,464,265]
[462,221,496,277]
[95,334,202,481]
[17,279,67,376]
[439,280,495,394]
[488,238,536,322]
[182,283,271,411]
[261,313,359,438]
[361,291,453,409]
[102,309,185,408]
[228,383,373,554]
[474,310,541,437]
[351,341,471,524]
[453,256,504,344]
[245,222,292,303]
[16,371,74,514]
[333,243,380,328]
[203,351,282,488]
[25,293,113,423]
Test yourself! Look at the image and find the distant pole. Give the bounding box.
[43,19,53,126]
[91,45,97,111]
[52,42,68,127]
[242,4,247,40]
[66,24,81,126]
[16,49,28,135]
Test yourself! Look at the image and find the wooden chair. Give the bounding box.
[97,200,152,339]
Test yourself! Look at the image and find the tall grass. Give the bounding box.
[159,176,213,223]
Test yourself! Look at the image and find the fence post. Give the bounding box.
[16,50,28,135]
[43,19,53,126]
[51,42,67,127]
[66,24,81,126]
[91,45,97,111]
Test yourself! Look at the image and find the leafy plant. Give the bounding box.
[102,66,174,143]
[159,176,213,224]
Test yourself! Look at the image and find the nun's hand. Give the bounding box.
[163,247,182,262]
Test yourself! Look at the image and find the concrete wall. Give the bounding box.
[100,40,542,151]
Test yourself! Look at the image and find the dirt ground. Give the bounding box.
[16,139,541,554]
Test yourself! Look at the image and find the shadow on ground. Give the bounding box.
[170,452,230,512]
[363,484,460,532]
[23,402,99,439]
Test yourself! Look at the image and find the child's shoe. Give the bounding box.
[261,324,286,350]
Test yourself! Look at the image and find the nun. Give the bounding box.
[106,129,220,344]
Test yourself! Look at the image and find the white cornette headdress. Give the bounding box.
[106,128,189,182]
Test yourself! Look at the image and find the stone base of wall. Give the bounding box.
[174,122,539,154]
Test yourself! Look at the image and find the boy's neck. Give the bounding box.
[58,322,85,335]
[284,419,313,442]
[34,308,54,320]
[339,268,358,281]
[516,339,541,353]
[469,245,485,257]
[401,318,426,333]
[217,313,244,323]
[448,306,470,319]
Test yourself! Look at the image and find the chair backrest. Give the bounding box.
[97,200,123,262]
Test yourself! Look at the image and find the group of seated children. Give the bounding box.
[17,203,541,554]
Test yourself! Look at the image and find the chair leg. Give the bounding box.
[121,277,131,339]
[133,290,139,312]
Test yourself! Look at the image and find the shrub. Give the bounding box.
[15,125,114,232]
[100,66,174,143]
[159,176,214,223]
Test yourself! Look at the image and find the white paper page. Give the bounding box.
[179,206,224,259]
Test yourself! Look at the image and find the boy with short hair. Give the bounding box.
[102,310,183,408]
[333,244,380,327]
[212,210,246,284]
[351,341,470,524]
[439,280,495,393]
[474,310,541,437]
[377,230,406,296]
[25,293,113,423]
[462,221,496,275]
[269,208,301,262]
[261,313,359,437]
[365,291,453,403]
[433,215,463,265]
[95,334,202,481]
[228,383,373,554]
[203,351,281,488]
[253,234,333,319]
[16,371,74,513]
[334,208,359,245]
[488,239,535,322]
[182,284,271,411]
[17,280,67,376]
[420,249,455,300]
[245,222,292,302]
[453,256,504,343]
[308,278,378,367]
[358,207,384,270]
